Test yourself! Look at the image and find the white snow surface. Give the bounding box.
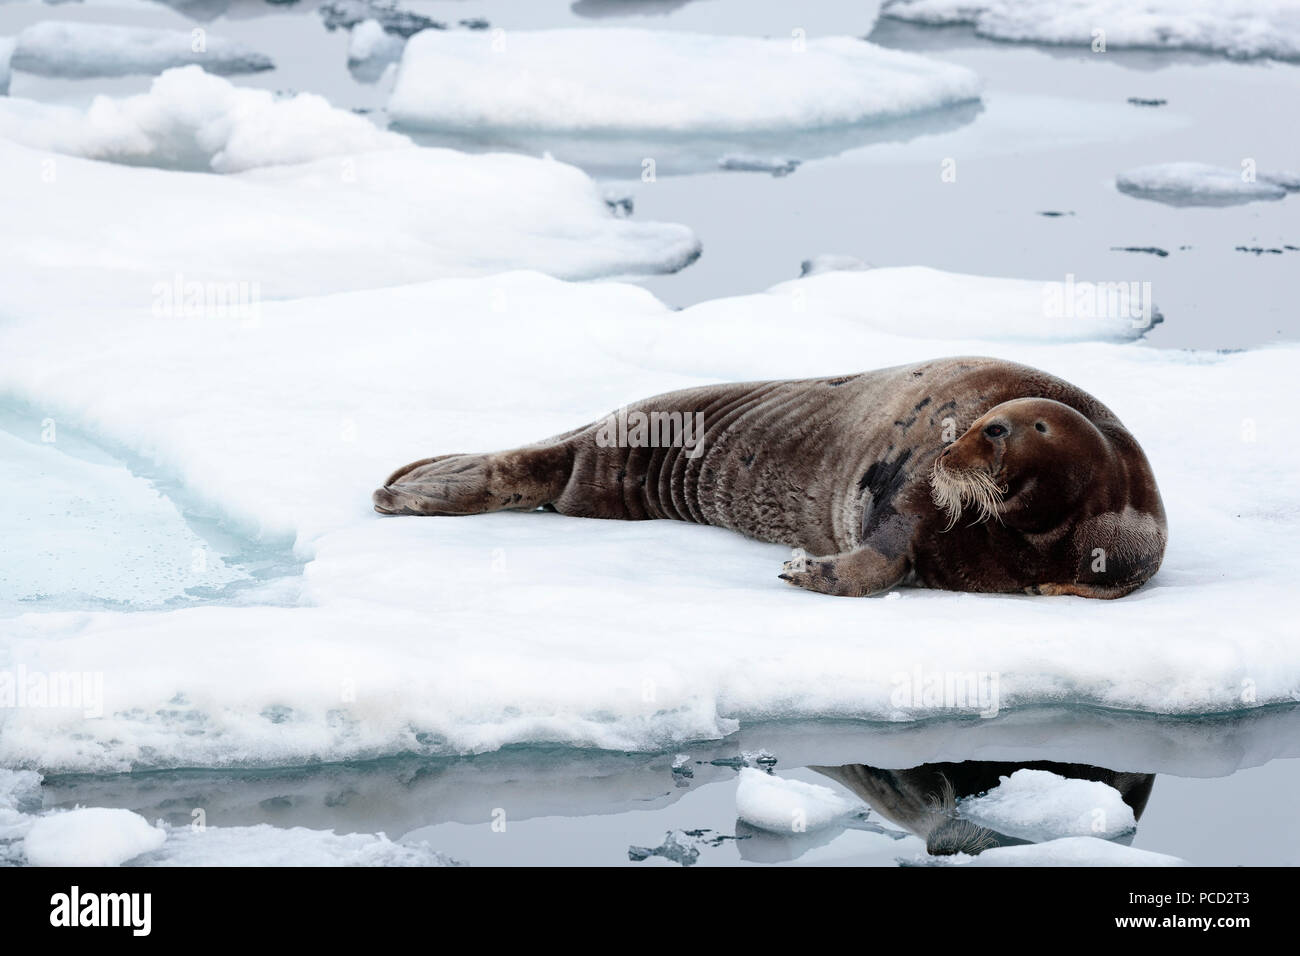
[23,807,166,866]
[389,29,981,133]
[0,138,699,311]
[957,768,1136,842]
[0,267,1296,773]
[1116,162,1290,205]
[0,67,411,173]
[881,0,1300,60]
[735,768,860,832]
[11,22,274,78]
[955,835,1186,866]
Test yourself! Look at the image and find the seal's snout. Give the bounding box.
[372,486,402,515]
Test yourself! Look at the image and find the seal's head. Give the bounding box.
[930,397,1115,532]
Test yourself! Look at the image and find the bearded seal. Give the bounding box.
[373,356,1166,599]
[812,761,1156,855]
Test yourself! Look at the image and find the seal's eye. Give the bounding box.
[1035,422,1047,433]
[983,424,1007,438]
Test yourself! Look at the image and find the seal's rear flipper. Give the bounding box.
[373,445,574,516]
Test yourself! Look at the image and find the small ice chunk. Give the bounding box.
[11,22,273,78]
[960,836,1186,867]
[1117,162,1289,206]
[735,767,859,833]
[800,253,871,276]
[24,808,166,867]
[718,153,801,176]
[957,768,1137,842]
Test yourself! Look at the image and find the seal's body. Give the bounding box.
[374,357,1166,599]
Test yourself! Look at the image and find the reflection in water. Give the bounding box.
[398,100,984,178]
[813,760,1155,856]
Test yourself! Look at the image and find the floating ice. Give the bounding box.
[957,769,1137,842]
[0,66,411,173]
[24,807,166,866]
[11,22,273,78]
[952,836,1186,866]
[0,268,1296,773]
[882,0,1300,61]
[0,138,699,314]
[735,768,860,833]
[389,29,980,134]
[1117,162,1289,206]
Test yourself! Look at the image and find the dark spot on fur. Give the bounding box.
[911,370,924,377]
[913,396,932,412]
[818,561,838,585]
[935,400,957,413]
[615,468,626,483]
[859,449,914,538]
[894,415,917,429]
[741,453,755,467]
[826,375,858,387]
[511,493,522,503]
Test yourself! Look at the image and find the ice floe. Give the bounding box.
[24,807,166,866]
[0,66,411,173]
[957,768,1136,842]
[1117,162,1291,206]
[0,266,1295,773]
[10,22,274,78]
[735,768,861,832]
[882,0,1300,61]
[0,138,700,314]
[947,836,1185,866]
[388,29,980,134]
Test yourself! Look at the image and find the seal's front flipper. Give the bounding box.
[373,445,573,516]
[778,546,907,598]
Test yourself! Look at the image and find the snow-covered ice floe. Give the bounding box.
[1116,162,1294,207]
[928,836,1186,866]
[0,771,457,866]
[0,138,699,312]
[9,22,274,78]
[0,67,410,173]
[881,0,1300,61]
[0,265,1296,773]
[957,768,1136,843]
[388,28,981,134]
[735,768,861,833]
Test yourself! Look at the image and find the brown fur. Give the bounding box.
[372,357,1167,599]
